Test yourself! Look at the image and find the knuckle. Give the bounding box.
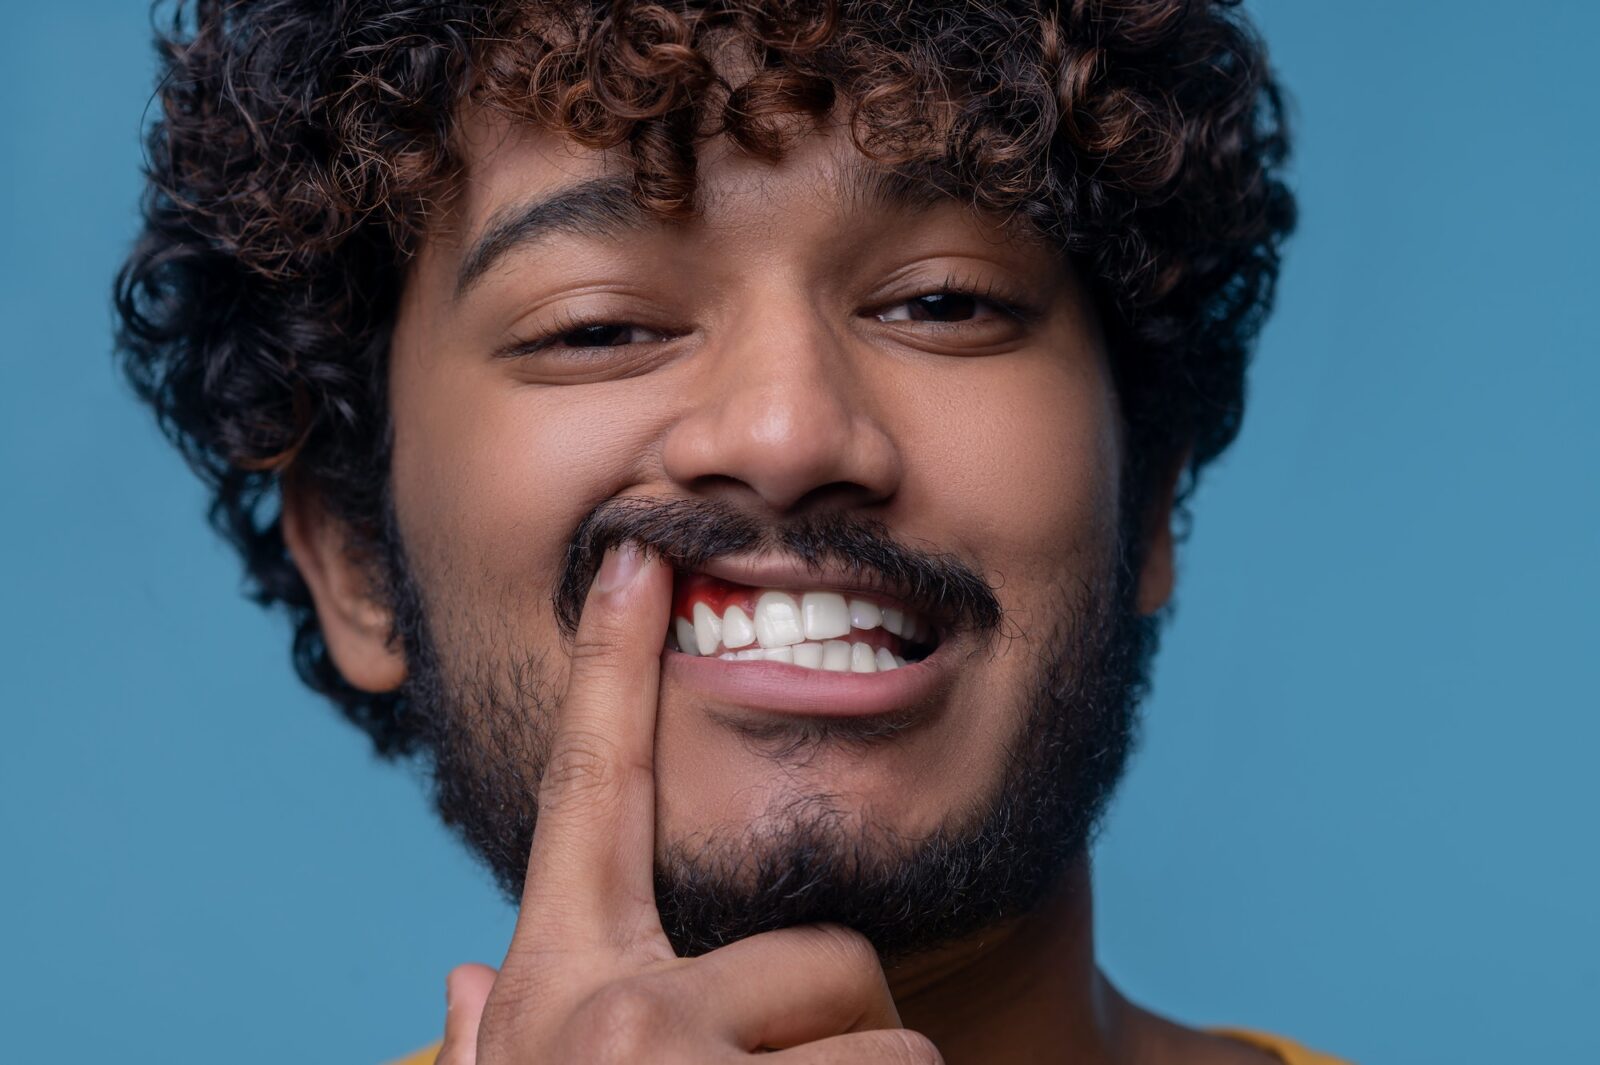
[571,981,673,1061]
[567,624,631,676]
[541,731,620,804]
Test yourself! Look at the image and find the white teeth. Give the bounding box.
[722,605,755,649]
[674,617,697,655]
[754,591,805,648]
[708,638,905,672]
[801,591,852,640]
[668,581,928,666]
[692,602,722,656]
[792,641,824,669]
[848,598,882,630]
[821,640,853,672]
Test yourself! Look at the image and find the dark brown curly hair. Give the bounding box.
[115,0,1295,756]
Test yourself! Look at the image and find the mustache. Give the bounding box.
[552,497,1002,641]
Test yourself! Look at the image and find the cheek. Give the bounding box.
[388,350,663,629]
[896,349,1121,585]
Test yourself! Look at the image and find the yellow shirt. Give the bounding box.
[390,1028,1351,1064]
[1214,1028,1353,1064]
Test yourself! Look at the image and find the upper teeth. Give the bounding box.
[692,602,723,654]
[668,589,930,668]
[723,605,755,648]
[754,591,806,648]
[800,591,852,640]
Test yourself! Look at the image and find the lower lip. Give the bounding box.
[662,642,953,717]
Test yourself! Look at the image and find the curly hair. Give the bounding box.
[115,0,1295,757]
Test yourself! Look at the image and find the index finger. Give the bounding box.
[516,541,674,950]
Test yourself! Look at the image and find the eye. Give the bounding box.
[542,322,665,350]
[500,318,674,361]
[872,291,1009,324]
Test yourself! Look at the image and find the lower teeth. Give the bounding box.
[712,640,907,672]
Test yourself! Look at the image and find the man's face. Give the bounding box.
[358,112,1166,956]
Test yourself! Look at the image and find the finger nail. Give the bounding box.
[595,541,646,595]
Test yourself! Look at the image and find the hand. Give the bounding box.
[435,543,942,1064]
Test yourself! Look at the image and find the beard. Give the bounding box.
[380,495,1158,964]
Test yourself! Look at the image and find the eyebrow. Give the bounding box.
[453,159,1032,298]
[836,158,959,218]
[839,158,1053,248]
[455,175,652,297]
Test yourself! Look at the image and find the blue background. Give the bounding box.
[2,3,1595,1062]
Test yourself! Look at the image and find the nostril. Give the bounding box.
[784,480,894,517]
[679,476,890,521]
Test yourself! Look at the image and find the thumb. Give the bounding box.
[434,963,497,1065]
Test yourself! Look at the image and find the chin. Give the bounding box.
[651,685,994,858]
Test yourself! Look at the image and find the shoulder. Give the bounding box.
[1210,1027,1356,1065]
[1125,1001,1352,1065]
[1117,986,1351,1064]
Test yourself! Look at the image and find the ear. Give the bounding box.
[1134,453,1188,616]
[280,482,407,693]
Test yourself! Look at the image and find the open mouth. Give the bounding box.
[665,571,941,673]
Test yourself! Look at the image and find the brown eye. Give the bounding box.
[556,323,657,348]
[502,321,674,360]
[874,292,999,324]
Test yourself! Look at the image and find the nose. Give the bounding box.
[660,298,902,515]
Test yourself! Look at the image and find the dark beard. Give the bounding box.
[384,497,1157,964]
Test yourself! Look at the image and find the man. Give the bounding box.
[117,0,1337,1061]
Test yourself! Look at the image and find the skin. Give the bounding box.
[283,112,1276,1063]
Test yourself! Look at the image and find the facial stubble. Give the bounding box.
[383,499,1156,964]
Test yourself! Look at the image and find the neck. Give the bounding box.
[884,859,1129,1065]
